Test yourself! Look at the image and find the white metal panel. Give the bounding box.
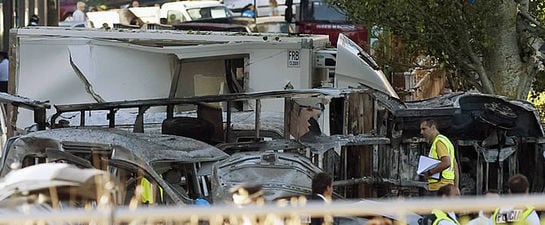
[12,27,329,126]
[16,38,172,128]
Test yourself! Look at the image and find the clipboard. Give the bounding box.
[417,155,441,179]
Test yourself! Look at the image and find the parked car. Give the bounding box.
[160,1,234,24]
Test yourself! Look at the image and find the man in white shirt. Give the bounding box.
[72,1,87,22]
[490,174,540,225]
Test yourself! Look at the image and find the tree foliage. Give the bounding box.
[329,0,545,99]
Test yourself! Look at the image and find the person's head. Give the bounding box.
[507,173,529,194]
[199,8,211,18]
[420,118,439,142]
[312,172,333,198]
[76,1,86,11]
[269,0,278,7]
[132,1,140,7]
[29,14,40,26]
[243,3,255,11]
[437,184,460,198]
[230,183,264,206]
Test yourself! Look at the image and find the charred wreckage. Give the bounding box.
[0,87,543,204]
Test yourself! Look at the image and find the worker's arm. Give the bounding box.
[430,156,450,174]
[424,141,451,179]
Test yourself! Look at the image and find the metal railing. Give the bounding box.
[0,194,545,225]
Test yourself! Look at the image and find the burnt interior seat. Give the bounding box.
[161,117,215,143]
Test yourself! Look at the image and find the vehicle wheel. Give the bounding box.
[480,102,517,129]
[162,117,214,143]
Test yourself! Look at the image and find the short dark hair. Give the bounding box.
[508,174,529,194]
[437,184,455,197]
[312,172,332,195]
[420,118,437,127]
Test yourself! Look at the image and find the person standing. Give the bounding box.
[72,1,87,22]
[241,4,256,18]
[491,174,540,225]
[269,0,280,16]
[420,118,458,194]
[0,51,7,92]
[430,184,461,225]
[131,1,140,8]
[308,172,333,225]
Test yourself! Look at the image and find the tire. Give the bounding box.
[162,117,214,143]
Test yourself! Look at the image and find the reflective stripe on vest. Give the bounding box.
[492,206,535,225]
[428,134,455,183]
[432,209,459,225]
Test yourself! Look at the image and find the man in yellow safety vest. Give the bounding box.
[492,174,540,225]
[420,118,459,194]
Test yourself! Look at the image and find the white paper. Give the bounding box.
[417,155,441,179]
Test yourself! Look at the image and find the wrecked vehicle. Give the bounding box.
[0,128,229,205]
[0,163,120,212]
[44,88,395,202]
[211,146,321,202]
[372,92,545,196]
[9,26,543,199]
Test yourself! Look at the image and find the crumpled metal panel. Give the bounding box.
[397,92,545,139]
[1,128,228,176]
[211,151,322,203]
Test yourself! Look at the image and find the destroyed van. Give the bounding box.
[0,128,229,205]
[381,92,545,195]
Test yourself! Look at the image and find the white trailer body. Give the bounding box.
[10,27,397,130]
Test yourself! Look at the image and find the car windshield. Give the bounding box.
[187,6,231,20]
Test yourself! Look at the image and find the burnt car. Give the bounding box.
[374,92,545,195]
[0,128,228,205]
[211,149,321,203]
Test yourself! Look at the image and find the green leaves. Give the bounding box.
[329,0,539,98]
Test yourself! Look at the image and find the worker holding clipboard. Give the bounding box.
[418,118,459,195]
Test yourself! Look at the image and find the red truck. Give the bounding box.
[285,0,368,49]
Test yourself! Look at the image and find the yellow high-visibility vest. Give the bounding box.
[141,178,163,204]
[492,206,535,225]
[428,134,455,183]
[432,209,459,225]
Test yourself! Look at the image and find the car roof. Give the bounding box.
[4,128,228,167]
[162,1,225,9]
